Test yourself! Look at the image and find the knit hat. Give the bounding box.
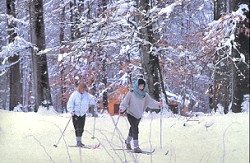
[138,79,146,86]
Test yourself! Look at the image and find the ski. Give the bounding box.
[128,148,155,155]
[68,143,100,149]
[112,148,155,155]
[112,148,131,151]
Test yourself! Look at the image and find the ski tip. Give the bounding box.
[94,143,101,149]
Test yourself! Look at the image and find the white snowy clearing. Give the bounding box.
[0,107,249,163]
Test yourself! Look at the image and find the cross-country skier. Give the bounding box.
[119,78,163,153]
[67,81,97,147]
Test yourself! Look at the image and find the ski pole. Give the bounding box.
[53,116,72,147]
[160,102,163,149]
[91,116,96,139]
[111,114,120,141]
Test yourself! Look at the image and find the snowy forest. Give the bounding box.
[0,0,249,115]
[0,0,249,163]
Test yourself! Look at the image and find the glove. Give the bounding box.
[70,111,75,117]
[119,108,126,114]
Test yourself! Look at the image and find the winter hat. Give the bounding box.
[138,79,146,86]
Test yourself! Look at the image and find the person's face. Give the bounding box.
[138,84,144,90]
[78,86,86,94]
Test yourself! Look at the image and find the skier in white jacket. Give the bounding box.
[67,81,96,147]
[120,78,163,153]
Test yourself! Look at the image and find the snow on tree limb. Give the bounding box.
[0,36,32,58]
[203,4,249,61]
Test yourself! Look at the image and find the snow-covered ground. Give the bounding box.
[0,107,249,163]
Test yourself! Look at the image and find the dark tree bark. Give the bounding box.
[99,0,107,17]
[231,1,249,112]
[59,0,66,112]
[135,0,161,108]
[69,1,74,40]
[6,0,22,110]
[29,0,52,111]
[213,0,249,113]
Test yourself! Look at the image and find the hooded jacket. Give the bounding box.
[120,79,160,119]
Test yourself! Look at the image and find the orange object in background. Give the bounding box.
[107,85,129,116]
[108,100,120,116]
[168,99,179,114]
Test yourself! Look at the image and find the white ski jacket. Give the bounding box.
[67,91,96,116]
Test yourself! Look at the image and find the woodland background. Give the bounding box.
[0,0,249,114]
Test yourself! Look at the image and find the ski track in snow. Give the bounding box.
[0,108,249,163]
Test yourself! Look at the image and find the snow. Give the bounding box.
[158,2,181,17]
[0,107,249,163]
[235,4,249,16]
[0,36,32,59]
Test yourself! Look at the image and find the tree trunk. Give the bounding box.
[231,1,249,112]
[213,0,230,113]
[69,1,74,40]
[98,0,108,108]
[0,70,9,110]
[213,0,249,113]
[22,56,32,112]
[29,0,52,111]
[213,0,221,112]
[99,0,107,16]
[135,0,161,107]
[6,0,22,110]
[59,0,66,112]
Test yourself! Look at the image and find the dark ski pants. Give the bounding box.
[127,114,141,140]
[72,115,86,137]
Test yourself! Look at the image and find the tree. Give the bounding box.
[231,1,249,112]
[6,0,23,110]
[135,0,161,106]
[212,0,249,113]
[59,0,66,112]
[29,0,52,111]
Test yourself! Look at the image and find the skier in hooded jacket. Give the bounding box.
[120,78,163,153]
